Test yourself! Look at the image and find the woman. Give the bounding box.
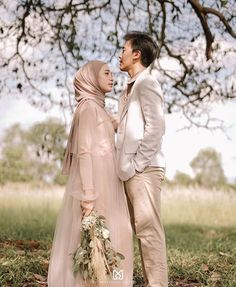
[47,60,133,287]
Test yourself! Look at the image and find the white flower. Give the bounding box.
[102,228,110,239]
[81,212,97,230]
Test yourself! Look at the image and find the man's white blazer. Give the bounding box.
[116,69,165,181]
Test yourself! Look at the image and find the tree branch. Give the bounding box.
[188,0,214,60]
[188,0,236,60]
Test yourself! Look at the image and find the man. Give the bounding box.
[117,31,168,287]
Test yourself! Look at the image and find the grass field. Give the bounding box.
[0,183,235,287]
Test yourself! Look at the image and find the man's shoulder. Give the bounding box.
[133,70,161,93]
[132,70,163,100]
[135,69,160,86]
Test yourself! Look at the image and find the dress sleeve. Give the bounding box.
[77,104,97,200]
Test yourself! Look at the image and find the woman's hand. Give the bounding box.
[80,200,95,217]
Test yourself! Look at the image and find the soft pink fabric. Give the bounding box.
[48,79,133,286]
[74,60,106,107]
[62,61,106,175]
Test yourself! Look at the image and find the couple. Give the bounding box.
[48,31,168,287]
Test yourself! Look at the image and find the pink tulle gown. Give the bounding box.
[47,100,133,287]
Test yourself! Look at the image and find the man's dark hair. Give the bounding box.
[124,31,159,67]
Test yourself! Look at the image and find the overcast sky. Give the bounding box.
[0,95,235,182]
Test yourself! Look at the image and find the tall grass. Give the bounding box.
[162,185,236,227]
[1,183,235,239]
[0,183,62,240]
[0,183,235,286]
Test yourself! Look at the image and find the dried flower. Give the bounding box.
[102,228,110,239]
[72,211,125,284]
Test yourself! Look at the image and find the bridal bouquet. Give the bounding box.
[72,211,125,284]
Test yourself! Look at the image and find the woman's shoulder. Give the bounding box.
[72,100,98,124]
[80,99,99,112]
[76,100,102,119]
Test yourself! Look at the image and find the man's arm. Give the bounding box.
[132,77,165,172]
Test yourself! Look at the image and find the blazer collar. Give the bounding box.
[119,69,148,122]
[127,68,147,85]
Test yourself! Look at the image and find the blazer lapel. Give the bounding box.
[120,99,130,122]
[119,82,135,122]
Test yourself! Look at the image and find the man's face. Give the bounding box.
[119,40,134,72]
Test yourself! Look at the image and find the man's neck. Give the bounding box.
[128,63,146,78]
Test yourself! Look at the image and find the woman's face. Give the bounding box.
[98,64,114,93]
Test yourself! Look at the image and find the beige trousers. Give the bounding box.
[124,167,168,287]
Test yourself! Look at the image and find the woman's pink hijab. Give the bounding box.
[74,60,106,108]
[62,60,107,174]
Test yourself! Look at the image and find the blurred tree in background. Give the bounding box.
[173,171,193,187]
[0,121,233,190]
[0,1,235,187]
[26,119,66,164]
[0,124,33,183]
[171,147,234,189]
[0,120,67,185]
[190,147,227,188]
[0,0,235,128]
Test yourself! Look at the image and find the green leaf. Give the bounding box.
[83,269,88,280]
[116,252,125,260]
